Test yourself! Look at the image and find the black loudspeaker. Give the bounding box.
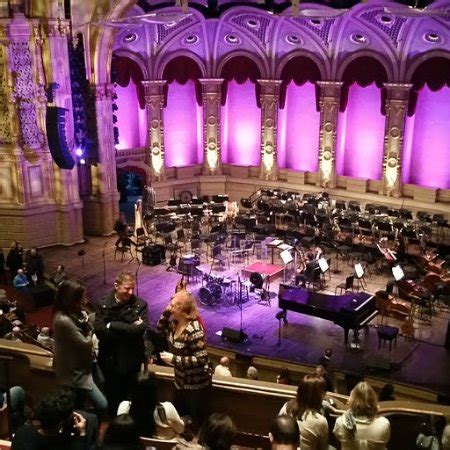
[46,106,75,170]
[445,320,450,350]
[142,245,161,266]
[221,327,247,344]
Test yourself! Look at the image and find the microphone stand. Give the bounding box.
[237,274,247,342]
[102,240,109,285]
[135,258,141,297]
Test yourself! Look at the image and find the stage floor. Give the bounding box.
[38,235,450,396]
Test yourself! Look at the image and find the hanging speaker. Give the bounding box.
[46,106,75,170]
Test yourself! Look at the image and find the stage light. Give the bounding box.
[79,158,86,165]
[75,148,83,157]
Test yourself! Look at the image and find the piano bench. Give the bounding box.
[377,325,399,352]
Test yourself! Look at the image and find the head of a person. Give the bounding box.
[269,415,300,450]
[129,372,158,436]
[294,374,325,417]
[17,269,24,276]
[277,367,291,385]
[220,356,230,367]
[54,279,86,315]
[324,348,333,358]
[103,414,142,450]
[40,326,50,337]
[247,366,258,380]
[348,382,378,418]
[378,383,395,402]
[11,241,18,249]
[36,389,76,433]
[57,264,65,273]
[30,247,37,256]
[198,413,237,450]
[12,326,21,335]
[114,271,136,303]
[315,364,327,377]
[170,289,199,322]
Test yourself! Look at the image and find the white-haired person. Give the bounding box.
[333,381,390,450]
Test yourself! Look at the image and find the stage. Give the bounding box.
[36,235,450,396]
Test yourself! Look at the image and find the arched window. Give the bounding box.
[336,57,387,180]
[277,57,321,172]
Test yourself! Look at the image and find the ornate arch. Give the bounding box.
[405,51,450,83]
[156,50,207,80]
[275,50,328,81]
[112,49,150,80]
[216,50,267,79]
[335,50,393,82]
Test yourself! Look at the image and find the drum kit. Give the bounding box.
[199,273,247,307]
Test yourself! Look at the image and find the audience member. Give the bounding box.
[279,374,329,450]
[117,372,185,439]
[158,289,212,430]
[442,419,450,450]
[198,413,237,450]
[53,280,107,415]
[5,326,23,342]
[0,386,26,431]
[276,367,292,385]
[13,269,29,292]
[214,357,232,377]
[269,415,300,450]
[50,264,67,287]
[247,366,259,380]
[333,381,390,450]
[37,326,54,350]
[25,248,44,285]
[114,212,129,246]
[95,271,148,416]
[6,241,23,278]
[315,364,334,393]
[0,248,7,285]
[378,384,395,402]
[101,414,143,450]
[12,388,98,450]
[318,348,333,371]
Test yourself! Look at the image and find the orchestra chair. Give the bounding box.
[114,237,133,262]
[176,228,189,253]
[211,244,230,270]
[190,238,204,261]
[335,275,354,295]
[135,227,150,246]
[305,267,322,292]
[164,235,183,256]
[377,325,399,352]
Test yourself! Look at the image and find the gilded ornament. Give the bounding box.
[390,127,400,138]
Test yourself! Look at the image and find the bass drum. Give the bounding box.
[199,283,222,306]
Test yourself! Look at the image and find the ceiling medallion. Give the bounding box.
[224,34,241,45]
[350,33,368,44]
[286,34,301,45]
[424,32,441,43]
[123,32,138,43]
[183,34,199,45]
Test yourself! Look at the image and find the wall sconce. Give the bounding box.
[263,144,274,175]
[321,147,332,183]
[151,145,163,175]
[206,142,218,172]
[385,157,398,191]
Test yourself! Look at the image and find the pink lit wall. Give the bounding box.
[277,82,320,171]
[115,83,147,149]
[402,86,450,189]
[221,81,260,165]
[164,81,202,167]
[336,84,385,180]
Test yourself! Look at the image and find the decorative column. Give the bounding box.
[381,83,412,197]
[199,79,223,175]
[142,80,166,181]
[317,81,343,188]
[82,82,119,234]
[258,80,281,180]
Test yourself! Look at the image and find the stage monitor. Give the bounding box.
[392,265,405,282]
[318,257,329,273]
[280,250,293,265]
[355,263,364,279]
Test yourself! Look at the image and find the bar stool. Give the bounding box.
[377,325,399,351]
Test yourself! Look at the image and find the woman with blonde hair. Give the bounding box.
[157,289,211,430]
[279,374,328,450]
[333,381,390,450]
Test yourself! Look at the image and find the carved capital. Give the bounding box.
[92,83,115,102]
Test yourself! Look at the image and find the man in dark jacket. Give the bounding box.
[94,271,148,416]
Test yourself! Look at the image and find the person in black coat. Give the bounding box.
[6,241,23,279]
[25,248,44,285]
[94,271,148,416]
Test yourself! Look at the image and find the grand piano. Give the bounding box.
[278,284,378,345]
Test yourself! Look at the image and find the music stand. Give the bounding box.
[392,265,404,282]
[280,249,293,283]
[354,263,366,290]
[318,257,329,287]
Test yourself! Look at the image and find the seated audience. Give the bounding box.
[276,367,292,385]
[12,388,98,450]
[198,413,237,450]
[333,381,390,450]
[279,374,329,450]
[101,414,143,450]
[5,326,23,342]
[214,356,232,377]
[50,264,67,287]
[118,372,185,439]
[13,269,29,292]
[247,366,259,380]
[37,326,54,350]
[269,415,300,450]
[378,384,395,402]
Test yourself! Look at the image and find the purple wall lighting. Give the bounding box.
[336,84,385,180]
[115,83,147,149]
[402,86,450,189]
[164,80,202,167]
[221,81,261,166]
[277,82,320,171]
